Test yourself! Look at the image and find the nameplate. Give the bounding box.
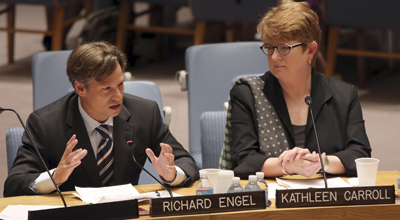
[276,185,395,208]
[150,191,266,217]
[28,199,139,220]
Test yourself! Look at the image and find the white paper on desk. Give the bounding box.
[276,177,350,189]
[74,184,183,204]
[96,190,183,203]
[155,190,183,198]
[0,205,61,220]
[74,184,140,204]
[267,183,286,199]
[347,178,359,186]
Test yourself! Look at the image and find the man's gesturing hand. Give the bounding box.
[146,143,176,182]
[52,134,87,185]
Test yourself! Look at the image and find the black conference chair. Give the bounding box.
[324,0,400,87]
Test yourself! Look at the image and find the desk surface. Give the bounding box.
[1,171,399,220]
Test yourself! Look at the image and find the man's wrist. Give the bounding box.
[159,166,186,186]
[52,171,65,186]
[160,171,177,184]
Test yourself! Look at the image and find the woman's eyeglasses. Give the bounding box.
[260,42,304,56]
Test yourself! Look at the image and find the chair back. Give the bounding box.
[325,0,400,29]
[186,41,268,168]
[5,126,24,172]
[32,51,165,122]
[124,81,165,122]
[32,50,73,111]
[200,111,227,169]
[191,0,275,23]
[124,81,165,185]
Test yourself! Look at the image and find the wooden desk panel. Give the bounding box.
[1,171,398,220]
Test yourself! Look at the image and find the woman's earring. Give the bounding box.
[308,59,312,65]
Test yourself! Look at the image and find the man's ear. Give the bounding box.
[74,81,86,97]
[308,41,318,59]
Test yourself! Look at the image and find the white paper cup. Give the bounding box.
[355,158,380,186]
[200,168,220,190]
[215,170,234,193]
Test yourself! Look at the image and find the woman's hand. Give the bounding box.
[286,152,325,178]
[278,147,316,166]
[277,147,324,178]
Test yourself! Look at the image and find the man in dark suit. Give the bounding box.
[4,42,199,197]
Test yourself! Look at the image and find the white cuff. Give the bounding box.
[166,166,186,186]
[30,169,57,194]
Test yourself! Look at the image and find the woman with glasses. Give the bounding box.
[220,0,371,179]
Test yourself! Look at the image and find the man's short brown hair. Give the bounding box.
[67,42,127,88]
[257,0,321,50]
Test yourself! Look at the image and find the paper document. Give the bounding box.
[0,205,61,220]
[97,190,182,203]
[74,184,140,204]
[267,183,286,199]
[347,178,359,186]
[276,177,350,189]
[74,184,181,204]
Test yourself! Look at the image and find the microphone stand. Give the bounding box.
[128,142,173,197]
[304,97,328,188]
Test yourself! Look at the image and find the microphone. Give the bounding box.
[305,96,312,105]
[2,107,141,219]
[0,107,67,207]
[127,140,173,197]
[304,97,328,188]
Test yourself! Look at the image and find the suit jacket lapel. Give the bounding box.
[305,70,335,138]
[113,105,135,184]
[66,94,102,187]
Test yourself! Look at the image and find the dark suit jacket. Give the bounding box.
[4,92,199,197]
[230,70,371,178]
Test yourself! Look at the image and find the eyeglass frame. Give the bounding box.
[260,42,305,56]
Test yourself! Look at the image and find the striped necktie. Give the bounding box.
[95,124,114,186]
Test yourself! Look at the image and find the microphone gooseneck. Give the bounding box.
[304,97,328,188]
[128,141,173,197]
[1,107,67,207]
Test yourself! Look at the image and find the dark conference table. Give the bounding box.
[0,171,399,219]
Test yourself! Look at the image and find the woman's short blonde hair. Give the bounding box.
[257,0,321,48]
